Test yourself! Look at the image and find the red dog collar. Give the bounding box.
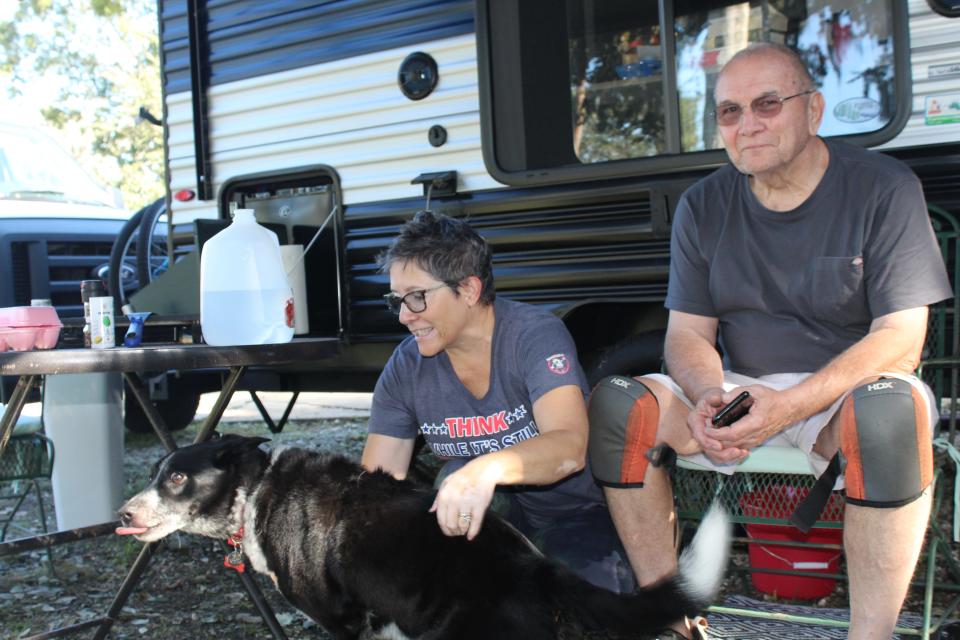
[224,526,245,573]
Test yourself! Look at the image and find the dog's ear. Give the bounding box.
[212,435,270,467]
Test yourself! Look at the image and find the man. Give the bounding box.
[587,42,952,639]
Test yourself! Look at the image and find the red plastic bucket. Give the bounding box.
[740,485,844,600]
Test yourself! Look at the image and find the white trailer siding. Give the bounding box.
[877,0,960,151]
[165,34,498,221]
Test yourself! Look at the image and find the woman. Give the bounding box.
[361,210,635,593]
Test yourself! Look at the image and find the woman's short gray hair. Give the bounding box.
[377,210,496,305]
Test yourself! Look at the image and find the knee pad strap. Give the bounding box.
[588,376,659,488]
[840,378,933,508]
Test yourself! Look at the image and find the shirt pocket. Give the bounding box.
[807,256,868,324]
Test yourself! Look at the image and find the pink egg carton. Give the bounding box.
[0,306,63,352]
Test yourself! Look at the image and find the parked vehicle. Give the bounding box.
[0,122,129,318]
[5,1,960,430]
[0,123,188,432]
[0,121,125,379]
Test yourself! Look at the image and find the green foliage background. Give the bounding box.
[0,0,163,210]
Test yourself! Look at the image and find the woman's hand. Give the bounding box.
[429,459,501,540]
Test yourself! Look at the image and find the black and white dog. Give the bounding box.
[117,435,730,640]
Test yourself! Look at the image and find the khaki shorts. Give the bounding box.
[643,371,938,484]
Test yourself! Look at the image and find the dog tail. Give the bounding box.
[550,502,730,633]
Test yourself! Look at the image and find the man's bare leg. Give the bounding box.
[606,466,692,637]
[814,400,933,639]
[845,491,931,639]
[606,464,678,584]
[604,377,701,637]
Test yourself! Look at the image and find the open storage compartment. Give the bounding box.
[218,165,345,341]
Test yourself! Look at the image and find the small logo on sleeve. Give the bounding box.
[546,353,571,375]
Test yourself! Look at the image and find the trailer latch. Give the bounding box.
[412,171,458,199]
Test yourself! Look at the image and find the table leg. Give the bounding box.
[193,366,246,444]
[225,541,290,640]
[0,375,37,457]
[90,541,161,640]
[81,377,171,640]
[250,390,300,434]
[0,522,118,558]
[197,366,290,638]
[121,372,179,453]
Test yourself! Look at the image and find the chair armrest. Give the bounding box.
[917,356,960,376]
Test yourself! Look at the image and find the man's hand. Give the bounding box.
[707,385,798,458]
[429,460,499,540]
[687,386,749,464]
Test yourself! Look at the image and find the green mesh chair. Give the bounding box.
[673,204,960,639]
[0,422,55,543]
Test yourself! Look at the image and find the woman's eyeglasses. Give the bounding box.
[712,90,815,127]
[383,283,448,314]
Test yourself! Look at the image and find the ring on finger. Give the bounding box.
[458,512,472,522]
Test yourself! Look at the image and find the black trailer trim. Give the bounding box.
[186,0,213,200]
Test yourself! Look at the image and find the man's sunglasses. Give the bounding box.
[383,283,448,314]
[711,90,815,127]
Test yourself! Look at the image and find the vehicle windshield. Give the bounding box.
[0,123,114,207]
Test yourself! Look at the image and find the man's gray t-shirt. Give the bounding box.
[369,297,604,526]
[666,138,952,377]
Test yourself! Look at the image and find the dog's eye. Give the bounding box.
[169,471,187,485]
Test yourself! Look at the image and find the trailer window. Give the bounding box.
[477,0,905,185]
[676,1,896,152]
[570,3,666,163]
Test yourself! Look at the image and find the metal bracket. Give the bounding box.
[411,171,458,199]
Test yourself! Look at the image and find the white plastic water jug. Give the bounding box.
[200,208,295,346]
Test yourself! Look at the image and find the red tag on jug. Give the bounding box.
[284,298,295,328]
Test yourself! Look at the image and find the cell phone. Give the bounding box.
[711,391,752,427]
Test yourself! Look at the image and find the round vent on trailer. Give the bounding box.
[398,52,439,100]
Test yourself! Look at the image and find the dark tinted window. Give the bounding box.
[478,0,904,185]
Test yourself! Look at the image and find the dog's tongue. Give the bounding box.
[115,526,148,536]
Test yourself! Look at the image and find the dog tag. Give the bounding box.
[224,528,246,572]
[224,549,246,573]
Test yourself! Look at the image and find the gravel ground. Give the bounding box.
[1,408,957,639]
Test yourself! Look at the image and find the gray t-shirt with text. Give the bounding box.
[369,298,604,525]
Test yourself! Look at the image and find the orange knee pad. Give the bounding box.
[839,378,933,507]
[587,376,660,487]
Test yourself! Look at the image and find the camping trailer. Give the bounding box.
[6,0,956,428]
[144,0,960,401]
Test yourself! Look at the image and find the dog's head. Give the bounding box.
[116,434,270,542]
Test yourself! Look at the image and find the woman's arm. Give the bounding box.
[472,384,588,484]
[432,384,588,539]
[360,433,417,480]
